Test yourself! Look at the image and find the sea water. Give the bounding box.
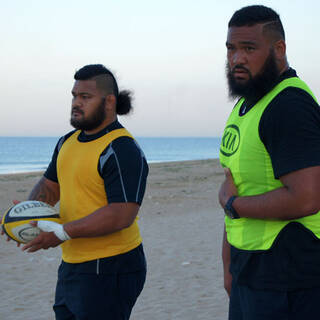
[0,136,221,174]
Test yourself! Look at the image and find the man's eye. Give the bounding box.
[245,47,255,52]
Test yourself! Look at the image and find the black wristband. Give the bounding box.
[224,195,240,219]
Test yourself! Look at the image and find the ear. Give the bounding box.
[273,39,286,60]
[105,94,116,111]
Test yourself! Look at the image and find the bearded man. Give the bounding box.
[219,5,320,320]
[20,64,148,320]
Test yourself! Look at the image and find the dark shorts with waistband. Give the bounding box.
[229,279,320,320]
[53,244,146,320]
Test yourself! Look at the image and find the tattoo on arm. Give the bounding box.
[28,177,60,206]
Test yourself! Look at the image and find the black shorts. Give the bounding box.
[229,279,320,320]
[53,246,146,320]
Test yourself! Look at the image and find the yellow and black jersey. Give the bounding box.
[44,120,148,263]
[45,120,148,206]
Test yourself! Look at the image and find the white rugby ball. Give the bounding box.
[1,200,60,244]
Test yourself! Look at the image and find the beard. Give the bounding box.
[226,50,280,101]
[70,98,106,131]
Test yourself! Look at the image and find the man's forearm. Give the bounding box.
[220,166,320,220]
[28,176,60,206]
[63,202,139,239]
[233,186,319,220]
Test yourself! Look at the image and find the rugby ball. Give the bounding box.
[1,200,60,244]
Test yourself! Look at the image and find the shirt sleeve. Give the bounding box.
[259,87,320,179]
[99,137,149,205]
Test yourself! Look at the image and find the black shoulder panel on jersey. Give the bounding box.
[99,136,148,205]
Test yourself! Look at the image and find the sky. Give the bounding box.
[1,0,319,137]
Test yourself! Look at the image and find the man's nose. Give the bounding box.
[72,96,81,107]
[232,50,247,66]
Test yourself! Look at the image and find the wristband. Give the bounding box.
[224,195,240,219]
[37,220,71,241]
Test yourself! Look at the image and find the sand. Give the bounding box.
[0,159,229,320]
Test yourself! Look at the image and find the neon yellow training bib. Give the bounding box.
[220,77,320,251]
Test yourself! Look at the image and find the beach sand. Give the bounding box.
[0,159,229,320]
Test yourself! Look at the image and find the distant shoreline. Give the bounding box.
[0,158,220,176]
[0,137,221,176]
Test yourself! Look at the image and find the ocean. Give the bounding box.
[0,136,221,174]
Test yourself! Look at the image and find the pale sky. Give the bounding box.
[1,0,319,137]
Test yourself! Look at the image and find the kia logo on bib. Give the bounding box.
[220,124,240,156]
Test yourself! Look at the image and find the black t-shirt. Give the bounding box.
[44,120,148,272]
[230,68,320,290]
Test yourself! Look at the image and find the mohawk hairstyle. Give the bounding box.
[74,64,133,115]
[74,64,119,97]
